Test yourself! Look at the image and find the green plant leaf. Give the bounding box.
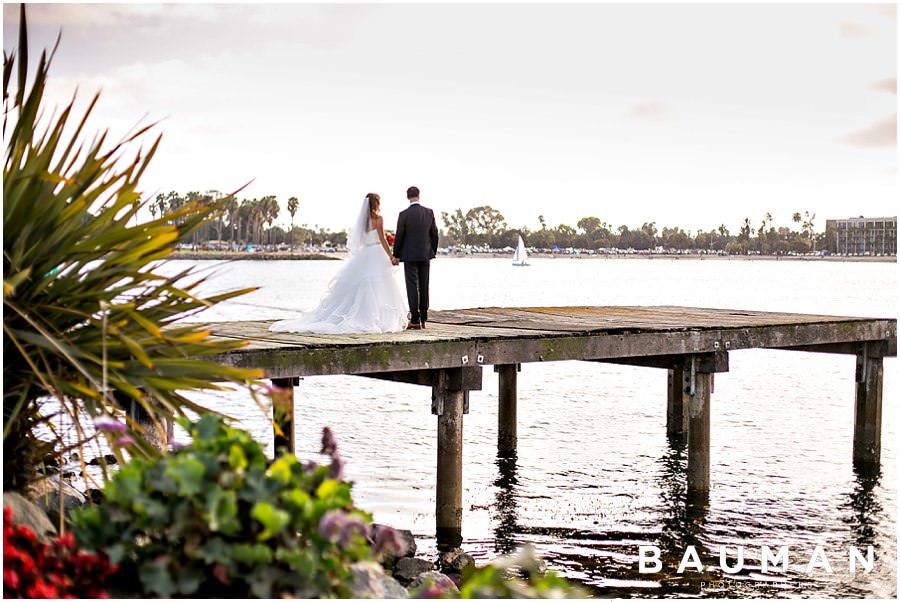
[265,455,293,484]
[139,559,177,598]
[164,456,205,496]
[251,501,290,541]
[205,487,239,535]
[228,443,248,471]
[231,542,273,565]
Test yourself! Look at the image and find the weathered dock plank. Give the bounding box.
[204,306,895,378]
[199,305,895,547]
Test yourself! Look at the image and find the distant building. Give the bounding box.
[825,216,897,256]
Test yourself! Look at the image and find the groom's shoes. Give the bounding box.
[407,322,423,330]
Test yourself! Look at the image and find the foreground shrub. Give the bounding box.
[71,415,377,598]
[3,506,117,598]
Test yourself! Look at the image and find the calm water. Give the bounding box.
[170,257,896,597]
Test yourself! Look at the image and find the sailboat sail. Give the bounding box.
[512,235,528,266]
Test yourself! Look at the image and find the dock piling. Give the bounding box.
[685,352,728,493]
[434,369,466,549]
[685,361,712,493]
[853,342,884,469]
[496,364,519,454]
[667,360,687,439]
[113,391,172,451]
[271,377,300,456]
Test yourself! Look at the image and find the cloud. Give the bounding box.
[868,78,897,94]
[840,21,876,37]
[839,114,897,148]
[630,102,670,121]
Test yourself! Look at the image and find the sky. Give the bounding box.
[3,3,897,234]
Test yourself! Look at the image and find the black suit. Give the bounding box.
[393,202,439,324]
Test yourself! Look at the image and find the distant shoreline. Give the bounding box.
[170,250,896,263]
[170,251,340,261]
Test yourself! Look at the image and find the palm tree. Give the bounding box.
[287,196,299,249]
[224,197,239,249]
[261,196,280,247]
[3,9,261,490]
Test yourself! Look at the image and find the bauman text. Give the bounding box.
[638,545,874,574]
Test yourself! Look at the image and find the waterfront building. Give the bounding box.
[825,216,897,256]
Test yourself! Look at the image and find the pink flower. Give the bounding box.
[114,436,135,447]
[320,427,337,456]
[94,419,127,433]
[328,453,345,481]
[373,525,406,558]
[318,510,344,542]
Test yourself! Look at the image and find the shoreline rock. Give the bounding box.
[4,491,57,543]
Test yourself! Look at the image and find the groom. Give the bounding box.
[393,186,439,330]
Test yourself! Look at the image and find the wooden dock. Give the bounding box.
[205,306,896,547]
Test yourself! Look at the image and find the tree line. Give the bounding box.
[150,191,346,248]
[440,206,822,255]
[151,192,822,254]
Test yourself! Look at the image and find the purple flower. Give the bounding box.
[328,453,345,481]
[373,525,406,559]
[303,460,318,472]
[338,514,370,547]
[115,435,136,446]
[170,441,187,451]
[94,418,127,433]
[318,510,344,542]
[320,426,337,456]
[318,510,371,549]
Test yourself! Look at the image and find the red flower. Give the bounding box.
[3,505,117,598]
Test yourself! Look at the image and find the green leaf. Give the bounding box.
[164,456,206,496]
[197,537,232,567]
[281,487,311,511]
[228,443,248,471]
[205,487,239,535]
[139,559,177,597]
[251,501,290,541]
[231,543,273,565]
[176,565,204,595]
[265,455,293,484]
[105,464,143,503]
[315,479,340,500]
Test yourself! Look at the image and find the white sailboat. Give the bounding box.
[512,235,529,266]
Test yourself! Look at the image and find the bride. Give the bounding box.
[269,193,408,334]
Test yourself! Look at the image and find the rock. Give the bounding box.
[408,571,460,596]
[379,574,408,598]
[86,488,105,505]
[27,476,87,527]
[3,491,57,543]
[440,548,475,573]
[447,573,464,589]
[350,561,387,598]
[392,557,434,584]
[88,454,118,466]
[393,528,417,558]
[349,562,409,599]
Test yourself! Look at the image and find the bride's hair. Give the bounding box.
[366,193,380,218]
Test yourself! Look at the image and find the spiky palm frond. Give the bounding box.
[3,6,263,490]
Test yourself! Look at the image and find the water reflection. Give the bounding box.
[492,452,522,555]
[653,435,711,595]
[847,464,883,546]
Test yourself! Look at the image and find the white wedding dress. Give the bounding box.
[270,218,408,335]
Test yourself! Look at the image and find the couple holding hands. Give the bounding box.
[271,186,439,335]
